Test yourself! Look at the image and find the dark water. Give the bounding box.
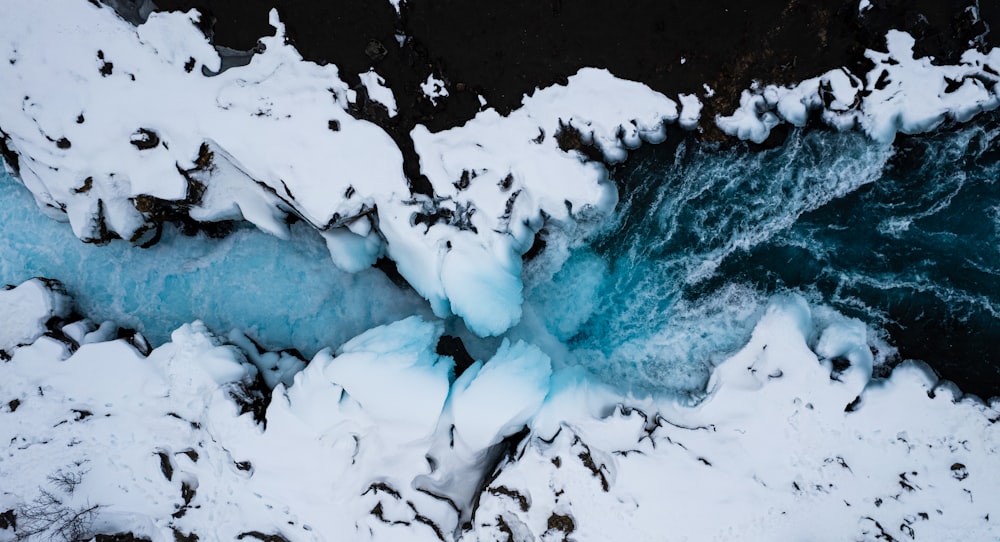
[553,114,1000,398]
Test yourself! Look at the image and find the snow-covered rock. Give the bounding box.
[717,30,1000,144]
[0,278,70,353]
[358,69,399,117]
[2,282,998,541]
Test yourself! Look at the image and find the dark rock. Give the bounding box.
[236,532,290,542]
[435,335,475,377]
[547,512,575,535]
[94,533,153,542]
[0,509,14,530]
[130,128,160,150]
[156,451,174,481]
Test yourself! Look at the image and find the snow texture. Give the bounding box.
[717,30,1000,143]
[0,278,70,353]
[1,283,998,541]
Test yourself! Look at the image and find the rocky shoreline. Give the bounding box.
[152,0,998,136]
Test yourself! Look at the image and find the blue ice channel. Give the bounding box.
[0,171,432,358]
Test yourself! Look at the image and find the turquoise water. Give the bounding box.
[0,174,431,357]
[536,116,1000,397]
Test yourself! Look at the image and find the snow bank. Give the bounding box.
[0,278,70,352]
[718,30,1000,143]
[0,285,555,541]
[2,281,998,541]
[0,2,405,241]
[467,296,1000,541]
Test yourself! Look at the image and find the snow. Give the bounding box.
[0,278,70,352]
[1,283,998,541]
[450,339,552,451]
[3,3,1000,539]
[406,67,678,334]
[358,69,399,117]
[0,0,405,244]
[466,296,1000,541]
[718,30,1000,144]
[420,74,449,105]
[326,317,453,441]
[678,93,703,130]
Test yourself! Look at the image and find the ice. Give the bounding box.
[0,2,689,337]
[327,316,453,441]
[0,171,432,357]
[321,226,385,273]
[3,4,1000,538]
[450,339,552,451]
[0,281,999,540]
[440,232,524,336]
[406,67,677,334]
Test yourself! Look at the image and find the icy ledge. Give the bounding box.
[2,280,998,541]
[0,0,679,337]
[718,30,1000,144]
